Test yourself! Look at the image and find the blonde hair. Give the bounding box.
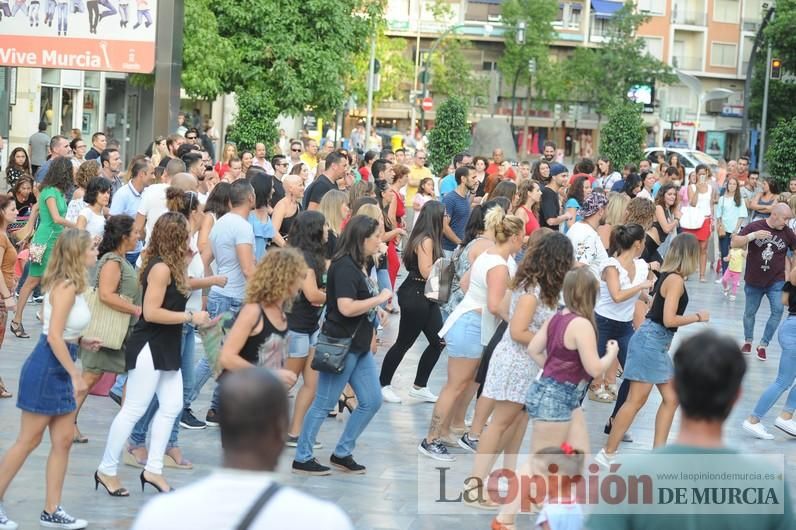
[41,228,91,294]
[245,247,307,310]
[355,203,383,222]
[604,194,630,225]
[484,206,524,244]
[624,197,656,230]
[787,195,796,216]
[222,143,238,164]
[319,189,348,235]
[562,267,598,330]
[661,233,699,277]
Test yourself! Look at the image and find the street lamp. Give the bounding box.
[693,88,734,150]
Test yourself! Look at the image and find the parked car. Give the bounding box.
[644,147,720,177]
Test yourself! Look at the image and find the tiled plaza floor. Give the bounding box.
[0,275,794,529]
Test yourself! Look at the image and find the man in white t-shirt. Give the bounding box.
[566,192,609,279]
[134,160,193,247]
[132,369,353,530]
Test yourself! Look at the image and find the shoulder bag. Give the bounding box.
[83,255,134,350]
[312,319,363,374]
[425,245,464,304]
[235,482,282,530]
[716,199,726,237]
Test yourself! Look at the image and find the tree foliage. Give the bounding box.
[226,88,280,151]
[599,102,646,170]
[765,117,796,187]
[765,0,796,72]
[347,27,415,107]
[498,0,557,104]
[427,97,470,173]
[559,3,676,116]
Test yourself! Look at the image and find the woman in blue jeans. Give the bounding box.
[743,276,796,439]
[589,224,652,410]
[292,215,392,476]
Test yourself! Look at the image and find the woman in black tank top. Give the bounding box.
[271,174,304,247]
[219,248,307,385]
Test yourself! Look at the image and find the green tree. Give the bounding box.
[765,0,796,72]
[498,0,557,124]
[765,117,796,187]
[599,101,646,170]
[347,28,415,107]
[226,88,280,151]
[427,97,470,173]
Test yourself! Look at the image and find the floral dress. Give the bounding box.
[481,285,556,404]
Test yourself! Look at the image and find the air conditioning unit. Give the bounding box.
[706,99,725,114]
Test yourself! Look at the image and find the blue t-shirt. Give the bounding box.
[442,190,470,251]
[439,174,457,197]
[109,181,144,255]
[652,181,662,198]
[564,198,582,233]
[248,212,275,262]
[209,212,255,300]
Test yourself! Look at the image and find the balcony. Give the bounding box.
[672,55,702,70]
[672,9,707,26]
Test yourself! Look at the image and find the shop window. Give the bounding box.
[41,69,60,85]
[84,71,101,89]
[61,88,78,136]
[82,91,100,136]
[39,87,59,136]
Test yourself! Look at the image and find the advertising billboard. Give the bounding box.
[0,0,157,74]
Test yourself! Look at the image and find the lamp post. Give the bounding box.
[418,22,494,133]
[693,88,734,150]
[509,21,527,148]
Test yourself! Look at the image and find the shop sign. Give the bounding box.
[0,1,158,73]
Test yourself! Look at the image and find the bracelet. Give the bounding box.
[695,313,702,322]
[185,310,194,324]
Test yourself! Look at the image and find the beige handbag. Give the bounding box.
[83,259,133,350]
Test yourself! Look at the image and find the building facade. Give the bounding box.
[376,0,764,161]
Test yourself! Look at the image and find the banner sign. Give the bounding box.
[0,0,157,73]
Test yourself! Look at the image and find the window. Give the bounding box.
[638,0,665,15]
[569,4,582,28]
[710,42,737,68]
[713,0,739,23]
[641,37,664,60]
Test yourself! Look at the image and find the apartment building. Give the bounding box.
[378,0,764,160]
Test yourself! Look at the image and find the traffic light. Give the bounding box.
[419,68,431,86]
[771,58,782,80]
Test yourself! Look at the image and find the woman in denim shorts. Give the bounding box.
[283,211,328,446]
[598,234,708,467]
[418,207,524,462]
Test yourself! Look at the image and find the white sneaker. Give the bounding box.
[742,420,774,440]
[408,386,438,403]
[0,502,18,530]
[715,278,723,284]
[774,417,796,437]
[381,385,402,403]
[729,295,736,301]
[594,448,615,469]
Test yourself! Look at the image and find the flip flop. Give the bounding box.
[0,378,12,399]
[164,453,193,470]
[72,434,89,444]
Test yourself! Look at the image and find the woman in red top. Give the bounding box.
[383,164,408,292]
[514,179,542,242]
[214,143,237,179]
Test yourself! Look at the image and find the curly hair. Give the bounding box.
[140,212,190,296]
[513,231,573,307]
[75,160,101,190]
[245,247,307,310]
[40,156,74,195]
[41,228,92,294]
[624,197,656,230]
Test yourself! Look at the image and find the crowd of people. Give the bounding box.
[0,123,793,530]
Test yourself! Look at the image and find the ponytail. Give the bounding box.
[484,205,525,244]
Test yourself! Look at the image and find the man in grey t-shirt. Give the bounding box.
[191,179,256,425]
[28,121,50,175]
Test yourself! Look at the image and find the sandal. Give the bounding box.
[0,378,11,398]
[491,518,515,530]
[10,321,29,339]
[338,394,357,414]
[164,453,193,470]
[123,447,147,469]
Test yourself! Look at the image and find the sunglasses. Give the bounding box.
[291,148,302,152]
[186,136,197,140]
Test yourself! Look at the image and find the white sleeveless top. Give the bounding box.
[43,292,91,341]
[595,257,649,322]
[439,252,517,345]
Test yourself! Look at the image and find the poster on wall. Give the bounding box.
[705,131,726,159]
[0,0,157,74]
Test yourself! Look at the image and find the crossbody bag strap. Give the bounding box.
[235,482,282,530]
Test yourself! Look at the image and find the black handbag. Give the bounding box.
[311,320,363,374]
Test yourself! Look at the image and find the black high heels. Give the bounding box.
[139,471,174,493]
[338,394,356,414]
[94,471,129,497]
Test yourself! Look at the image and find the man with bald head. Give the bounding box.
[486,147,515,180]
[131,369,353,530]
[732,202,796,362]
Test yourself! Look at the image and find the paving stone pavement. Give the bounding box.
[0,274,794,529]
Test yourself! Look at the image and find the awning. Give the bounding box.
[591,0,624,18]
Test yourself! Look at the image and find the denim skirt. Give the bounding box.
[444,310,483,359]
[526,376,589,422]
[622,319,676,384]
[17,335,79,416]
